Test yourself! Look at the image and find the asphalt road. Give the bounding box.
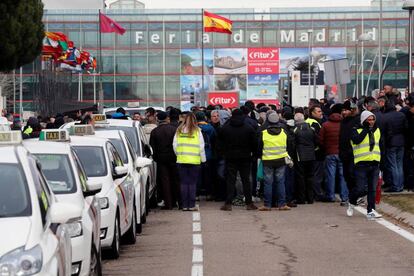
[103,201,414,276]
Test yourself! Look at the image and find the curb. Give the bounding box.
[377,201,414,229]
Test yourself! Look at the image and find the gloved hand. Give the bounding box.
[363,121,370,129]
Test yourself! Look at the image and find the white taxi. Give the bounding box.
[67,126,136,259]
[103,117,156,220]
[0,131,81,276]
[24,129,103,276]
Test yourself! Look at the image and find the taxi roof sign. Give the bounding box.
[92,114,107,124]
[0,131,22,145]
[69,125,95,136]
[39,129,70,142]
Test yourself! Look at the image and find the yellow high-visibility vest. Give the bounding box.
[176,131,201,165]
[352,128,381,164]
[262,130,288,161]
[305,118,321,128]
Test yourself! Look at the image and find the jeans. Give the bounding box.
[404,149,414,190]
[225,160,252,205]
[177,164,201,209]
[385,147,405,191]
[325,155,349,201]
[349,163,379,213]
[263,166,286,207]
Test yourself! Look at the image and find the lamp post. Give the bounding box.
[403,0,414,93]
[310,50,320,99]
[307,29,314,100]
[355,33,372,98]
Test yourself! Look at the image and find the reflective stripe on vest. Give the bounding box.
[176,131,201,165]
[262,130,288,161]
[352,128,381,164]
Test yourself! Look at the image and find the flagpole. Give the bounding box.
[98,9,104,113]
[201,8,205,107]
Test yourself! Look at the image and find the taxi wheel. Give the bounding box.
[90,243,102,276]
[123,204,137,244]
[107,213,121,259]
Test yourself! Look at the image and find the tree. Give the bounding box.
[0,0,44,72]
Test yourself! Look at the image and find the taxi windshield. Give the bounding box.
[108,126,141,156]
[35,154,77,194]
[0,164,32,218]
[109,139,128,164]
[72,146,108,177]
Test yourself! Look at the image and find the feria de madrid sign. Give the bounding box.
[135,28,378,45]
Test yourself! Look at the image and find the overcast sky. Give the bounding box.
[43,0,372,10]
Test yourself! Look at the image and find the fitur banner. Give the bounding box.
[179,47,346,110]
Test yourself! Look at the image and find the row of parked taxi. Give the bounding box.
[0,115,157,276]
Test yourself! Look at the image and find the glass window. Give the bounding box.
[149,51,162,73]
[72,146,108,177]
[72,150,88,192]
[107,126,141,157]
[0,163,31,218]
[109,138,129,164]
[35,154,77,194]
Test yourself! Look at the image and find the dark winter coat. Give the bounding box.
[198,121,216,160]
[339,115,359,162]
[149,122,177,163]
[293,122,318,162]
[381,106,407,148]
[217,115,257,160]
[319,113,342,155]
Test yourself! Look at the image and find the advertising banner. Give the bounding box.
[208,92,239,108]
[247,48,279,74]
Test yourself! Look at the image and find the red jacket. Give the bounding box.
[319,113,342,155]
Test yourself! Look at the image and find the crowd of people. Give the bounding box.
[2,84,414,219]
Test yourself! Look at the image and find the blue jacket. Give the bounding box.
[198,122,216,160]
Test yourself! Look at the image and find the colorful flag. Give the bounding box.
[99,12,126,35]
[203,11,232,34]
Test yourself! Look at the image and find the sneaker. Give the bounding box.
[366,212,376,220]
[357,197,366,205]
[258,206,271,211]
[246,203,258,210]
[157,200,165,207]
[278,205,291,211]
[220,204,232,211]
[340,200,349,207]
[371,209,382,218]
[346,203,354,217]
[188,206,199,211]
[182,208,189,211]
[287,201,297,208]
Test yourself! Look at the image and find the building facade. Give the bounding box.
[16,5,410,111]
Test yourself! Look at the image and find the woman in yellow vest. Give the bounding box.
[347,111,383,220]
[173,113,206,211]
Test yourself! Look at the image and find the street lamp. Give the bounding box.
[307,29,314,100]
[355,33,372,98]
[310,50,320,99]
[403,0,414,93]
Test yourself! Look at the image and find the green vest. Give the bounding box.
[176,131,201,165]
[262,130,288,161]
[352,128,381,164]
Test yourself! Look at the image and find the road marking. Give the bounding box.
[191,210,203,276]
[354,206,414,243]
[193,233,203,246]
[191,264,203,276]
[192,248,203,263]
[193,212,200,221]
[193,222,201,232]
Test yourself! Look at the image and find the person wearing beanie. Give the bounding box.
[319,104,349,204]
[347,110,383,220]
[150,110,180,210]
[257,111,294,211]
[217,108,258,211]
[196,111,217,200]
[292,112,318,204]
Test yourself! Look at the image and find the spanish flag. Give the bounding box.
[203,11,233,34]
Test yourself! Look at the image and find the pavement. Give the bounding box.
[103,201,414,276]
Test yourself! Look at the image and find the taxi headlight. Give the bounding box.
[67,221,83,238]
[99,197,109,209]
[0,245,42,276]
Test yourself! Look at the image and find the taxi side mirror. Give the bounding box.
[143,144,152,157]
[50,202,82,224]
[135,157,152,170]
[114,165,128,179]
[84,181,102,197]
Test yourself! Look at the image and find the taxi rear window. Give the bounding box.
[107,126,141,157]
[109,139,128,164]
[72,146,108,177]
[0,163,32,217]
[34,154,77,194]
